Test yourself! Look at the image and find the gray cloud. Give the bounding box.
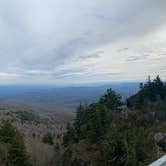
[126,55,150,62]
[0,0,165,83]
[159,66,166,72]
[117,48,129,53]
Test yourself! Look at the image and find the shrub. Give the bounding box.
[42,132,54,145]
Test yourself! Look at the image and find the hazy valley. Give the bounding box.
[0,82,139,166]
[0,0,166,165]
[0,82,139,111]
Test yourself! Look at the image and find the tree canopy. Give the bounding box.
[127,75,166,108]
[63,76,165,166]
[0,121,30,166]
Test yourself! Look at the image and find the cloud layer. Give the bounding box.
[0,0,166,84]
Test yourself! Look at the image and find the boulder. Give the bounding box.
[154,133,166,151]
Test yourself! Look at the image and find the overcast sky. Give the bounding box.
[0,0,166,84]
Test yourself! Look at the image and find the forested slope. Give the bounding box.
[62,76,166,166]
[0,76,165,166]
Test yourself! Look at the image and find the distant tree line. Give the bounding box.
[127,75,166,108]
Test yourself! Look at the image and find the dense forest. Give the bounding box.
[0,75,165,166]
[63,76,166,166]
[0,121,30,166]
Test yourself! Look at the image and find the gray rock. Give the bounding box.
[154,133,166,143]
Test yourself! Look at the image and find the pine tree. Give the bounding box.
[0,121,30,166]
[99,88,122,110]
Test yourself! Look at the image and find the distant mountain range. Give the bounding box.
[0,82,139,112]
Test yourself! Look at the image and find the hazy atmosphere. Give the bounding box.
[0,0,166,84]
[0,1,166,166]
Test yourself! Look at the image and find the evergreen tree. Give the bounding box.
[99,132,128,166]
[0,121,30,166]
[99,88,122,110]
[127,75,166,108]
[42,132,54,145]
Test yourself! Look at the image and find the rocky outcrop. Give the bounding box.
[154,133,166,152]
